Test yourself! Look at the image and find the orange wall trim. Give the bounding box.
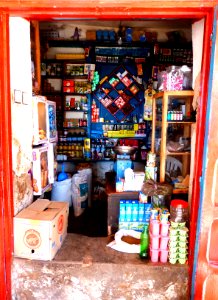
[0,0,217,9]
[0,12,13,300]
[0,2,215,299]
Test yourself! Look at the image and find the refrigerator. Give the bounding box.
[32,96,57,196]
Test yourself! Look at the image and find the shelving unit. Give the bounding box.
[40,40,193,163]
[151,90,195,183]
[41,59,92,161]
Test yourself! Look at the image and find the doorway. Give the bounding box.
[0,6,213,299]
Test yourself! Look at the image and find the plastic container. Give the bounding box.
[169,246,179,254]
[51,178,72,207]
[169,227,179,236]
[149,233,160,249]
[160,221,170,236]
[178,241,188,248]
[169,258,178,264]
[170,235,179,242]
[179,235,188,242]
[150,247,159,262]
[160,236,169,250]
[179,252,188,259]
[170,199,189,223]
[169,241,178,248]
[160,249,169,263]
[150,220,160,236]
[169,252,178,259]
[178,227,189,236]
[178,258,187,264]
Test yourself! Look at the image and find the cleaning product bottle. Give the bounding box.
[140,224,149,259]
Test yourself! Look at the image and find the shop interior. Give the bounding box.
[24,17,203,264]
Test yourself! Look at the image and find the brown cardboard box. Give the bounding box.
[14,199,69,260]
[63,86,75,93]
[86,30,96,40]
[63,79,75,87]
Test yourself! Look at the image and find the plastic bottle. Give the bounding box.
[139,224,149,259]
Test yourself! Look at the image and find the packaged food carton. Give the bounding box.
[32,145,53,196]
[14,199,69,260]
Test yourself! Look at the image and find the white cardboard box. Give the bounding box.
[32,145,53,196]
[14,199,69,260]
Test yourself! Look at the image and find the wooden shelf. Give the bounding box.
[167,121,195,125]
[154,90,194,99]
[63,75,88,79]
[63,93,88,96]
[151,90,195,183]
[167,151,191,156]
[46,39,152,49]
[63,127,87,129]
[64,110,88,112]
[173,188,188,194]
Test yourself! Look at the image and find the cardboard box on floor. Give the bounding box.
[14,199,69,260]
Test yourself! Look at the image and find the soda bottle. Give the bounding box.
[140,224,149,259]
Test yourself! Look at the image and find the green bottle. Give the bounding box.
[140,224,149,259]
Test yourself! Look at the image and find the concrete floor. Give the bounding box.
[12,197,189,300]
[12,233,189,300]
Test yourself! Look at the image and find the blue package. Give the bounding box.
[144,211,151,222]
[138,202,145,222]
[119,199,126,222]
[131,200,139,222]
[125,200,132,222]
[114,160,133,180]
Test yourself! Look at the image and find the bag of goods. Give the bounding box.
[141,179,173,209]
[72,171,88,217]
[158,65,192,91]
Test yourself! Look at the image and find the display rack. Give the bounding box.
[151,90,195,183]
[41,59,92,161]
[93,64,144,122]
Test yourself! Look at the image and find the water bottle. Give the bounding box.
[140,224,149,259]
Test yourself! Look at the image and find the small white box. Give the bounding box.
[14,199,69,260]
[32,96,48,146]
[32,145,54,195]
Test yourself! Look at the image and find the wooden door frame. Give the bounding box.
[0,4,214,299]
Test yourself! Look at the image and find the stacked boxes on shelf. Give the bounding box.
[168,221,189,264]
[149,219,170,263]
[145,152,157,181]
[168,199,189,264]
[119,200,152,232]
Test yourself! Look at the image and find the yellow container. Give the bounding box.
[134,124,139,131]
[84,138,90,150]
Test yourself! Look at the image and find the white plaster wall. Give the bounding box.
[192,19,204,88]
[10,17,33,215]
